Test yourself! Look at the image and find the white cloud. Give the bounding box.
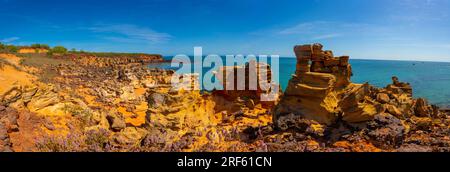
[0,37,20,43]
[276,21,379,41]
[312,33,342,40]
[278,21,327,35]
[87,24,172,43]
[278,21,373,35]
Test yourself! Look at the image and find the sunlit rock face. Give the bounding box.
[213,61,282,108]
[146,73,215,132]
[274,44,439,126]
[274,44,354,125]
[2,45,449,152]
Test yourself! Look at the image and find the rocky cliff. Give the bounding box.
[58,54,164,67]
[1,44,449,152]
[275,44,440,125]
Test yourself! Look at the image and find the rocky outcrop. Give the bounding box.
[57,54,164,67]
[274,43,441,126]
[2,44,449,152]
[338,83,385,123]
[0,82,61,112]
[214,61,281,107]
[18,48,49,54]
[27,85,60,111]
[146,74,215,131]
[0,106,18,152]
[274,44,354,125]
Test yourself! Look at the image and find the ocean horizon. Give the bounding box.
[149,56,450,108]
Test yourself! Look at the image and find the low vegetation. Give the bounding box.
[70,51,161,58]
[1,42,159,58]
[0,42,19,53]
[35,129,114,152]
[19,53,72,66]
[49,46,68,55]
[0,43,52,53]
[62,104,94,127]
[30,43,50,50]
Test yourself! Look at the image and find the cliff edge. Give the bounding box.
[1,44,449,152]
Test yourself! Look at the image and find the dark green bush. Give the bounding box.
[51,46,68,54]
[31,43,50,50]
[0,43,18,53]
[5,45,18,53]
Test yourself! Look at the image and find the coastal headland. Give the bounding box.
[1,43,449,152]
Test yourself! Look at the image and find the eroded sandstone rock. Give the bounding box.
[112,127,148,146]
[274,44,442,127]
[367,113,407,146]
[339,84,384,123]
[27,84,60,111]
[0,107,19,152]
[214,61,281,108]
[274,44,353,125]
[106,111,126,132]
[2,44,449,152]
[145,76,215,132]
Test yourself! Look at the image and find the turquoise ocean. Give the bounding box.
[148,57,450,108]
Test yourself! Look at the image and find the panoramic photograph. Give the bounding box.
[1,0,450,166]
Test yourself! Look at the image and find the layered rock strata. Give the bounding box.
[274,44,441,126]
[214,61,281,107]
[274,44,353,125]
[1,45,449,152]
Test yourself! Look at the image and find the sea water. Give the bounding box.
[148,57,450,108]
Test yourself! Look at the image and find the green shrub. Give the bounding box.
[51,46,68,54]
[31,43,50,50]
[5,45,18,53]
[62,104,93,127]
[0,43,17,53]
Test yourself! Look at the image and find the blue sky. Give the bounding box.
[1,0,450,61]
